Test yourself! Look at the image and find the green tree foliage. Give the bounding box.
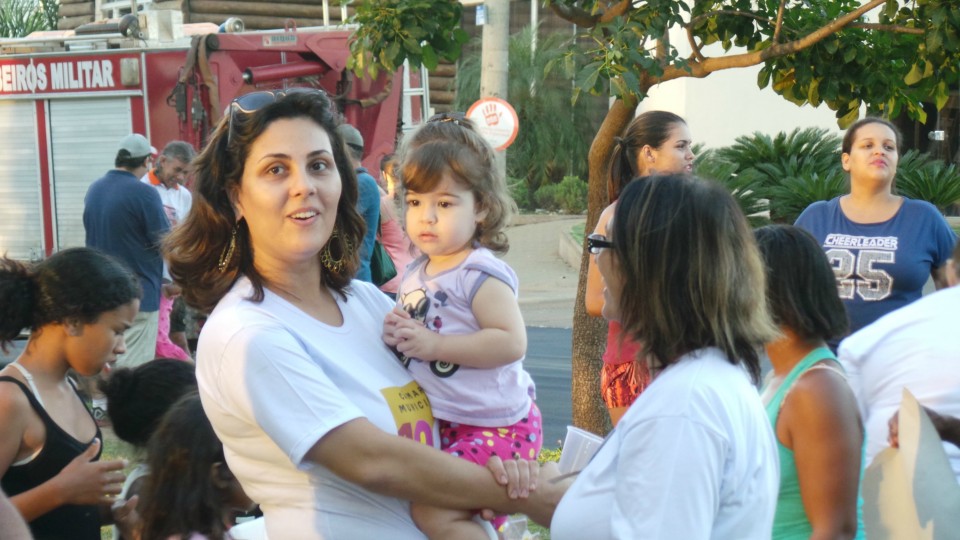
[345,0,469,77]
[0,0,57,38]
[547,0,959,126]
[454,25,595,195]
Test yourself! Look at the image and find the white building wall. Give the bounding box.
[637,30,849,150]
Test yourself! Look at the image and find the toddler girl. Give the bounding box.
[383,114,541,540]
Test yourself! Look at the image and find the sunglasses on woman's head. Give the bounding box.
[586,233,614,254]
[227,87,330,144]
[427,111,467,126]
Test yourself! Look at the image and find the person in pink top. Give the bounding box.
[584,110,695,426]
[377,154,416,298]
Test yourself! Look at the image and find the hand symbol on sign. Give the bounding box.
[483,103,501,127]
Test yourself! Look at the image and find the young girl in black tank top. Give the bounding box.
[0,248,142,539]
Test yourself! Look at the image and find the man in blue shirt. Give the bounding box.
[336,123,381,283]
[84,134,170,370]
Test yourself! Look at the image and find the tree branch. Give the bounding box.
[599,0,633,24]
[848,22,924,35]
[688,9,776,29]
[686,25,705,62]
[549,2,600,28]
[660,0,887,84]
[773,0,786,43]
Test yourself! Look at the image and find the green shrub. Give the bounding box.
[896,150,960,212]
[533,175,587,214]
[715,128,841,177]
[764,170,848,223]
[509,177,534,211]
[696,150,770,227]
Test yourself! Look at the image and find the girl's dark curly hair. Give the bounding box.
[0,247,140,347]
[164,90,363,312]
[100,359,198,448]
[140,392,234,540]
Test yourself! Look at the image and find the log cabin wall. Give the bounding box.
[182,0,349,30]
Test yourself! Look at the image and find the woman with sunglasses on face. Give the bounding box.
[164,90,546,540]
[795,117,956,339]
[538,175,779,539]
[584,110,694,426]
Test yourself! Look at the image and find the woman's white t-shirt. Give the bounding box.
[196,278,438,540]
[551,348,779,540]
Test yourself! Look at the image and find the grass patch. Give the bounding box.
[570,222,585,245]
[99,431,138,540]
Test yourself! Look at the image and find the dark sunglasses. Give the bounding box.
[586,233,614,254]
[227,87,329,143]
[427,111,467,126]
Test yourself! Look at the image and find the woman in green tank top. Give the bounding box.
[756,225,866,540]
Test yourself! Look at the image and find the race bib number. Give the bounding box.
[381,381,435,446]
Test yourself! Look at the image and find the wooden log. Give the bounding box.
[186,12,328,30]
[429,90,455,104]
[58,15,95,30]
[189,0,330,18]
[432,103,453,113]
[58,0,90,5]
[430,63,457,78]
[59,2,94,17]
[429,77,454,91]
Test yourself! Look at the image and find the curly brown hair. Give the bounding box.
[164,90,363,313]
[396,117,516,254]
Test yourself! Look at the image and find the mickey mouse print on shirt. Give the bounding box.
[398,287,460,378]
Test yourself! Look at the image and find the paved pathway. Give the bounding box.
[502,216,583,328]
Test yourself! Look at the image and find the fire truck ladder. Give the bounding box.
[402,60,431,134]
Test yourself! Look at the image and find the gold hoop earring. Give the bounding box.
[218,225,238,272]
[320,228,351,273]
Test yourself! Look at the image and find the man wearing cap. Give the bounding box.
[83,134,170,375]
[336,123,381,283]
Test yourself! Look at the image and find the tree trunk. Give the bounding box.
[571,97,638,436]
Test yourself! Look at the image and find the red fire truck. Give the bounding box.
[0,12,428,261]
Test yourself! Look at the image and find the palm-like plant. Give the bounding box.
[695,149,770,226]
[764,170,848,223]
[0,0,57,38]
[455,25,595,195]
[896,150,960,212]
[714,127,842,177]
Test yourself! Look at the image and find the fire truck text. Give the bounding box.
[0,59,116,94]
